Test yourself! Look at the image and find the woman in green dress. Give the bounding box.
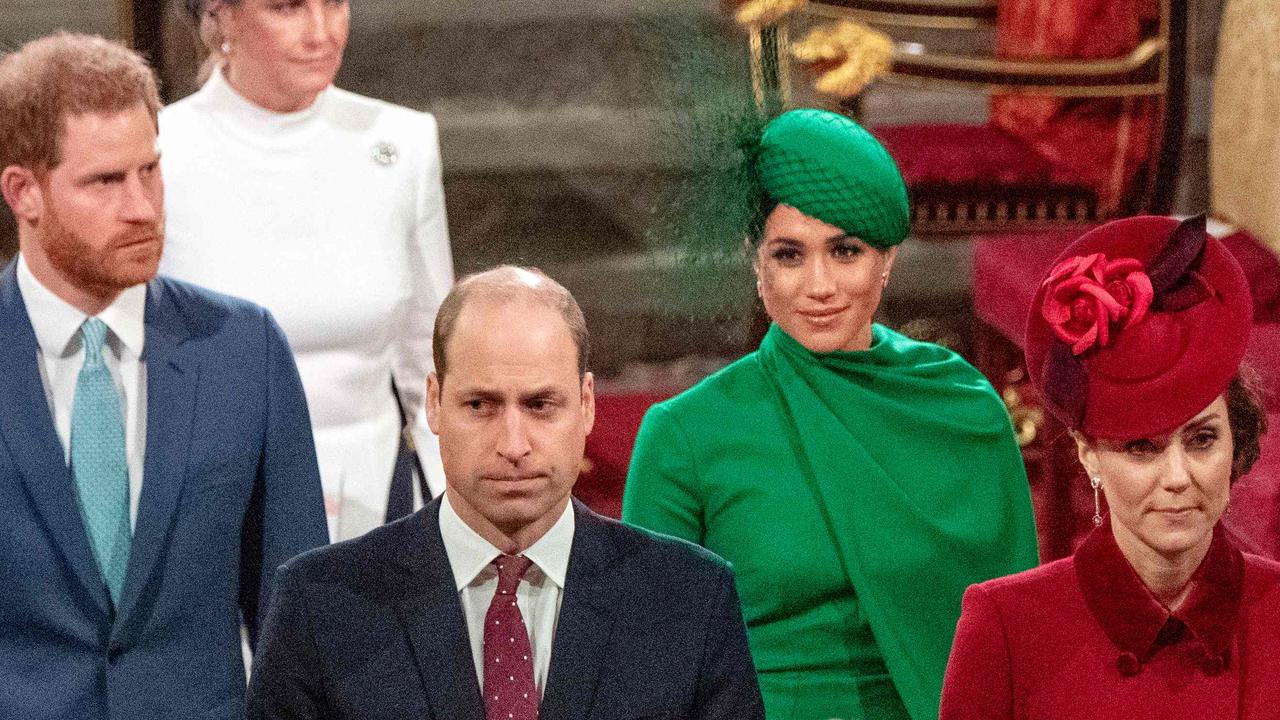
[622,108,1040,720]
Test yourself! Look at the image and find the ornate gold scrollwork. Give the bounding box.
[1001,367,1044,447]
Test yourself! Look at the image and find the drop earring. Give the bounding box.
[881,271,889,288]
[1090,475,1103,526]
[221,40,232,55]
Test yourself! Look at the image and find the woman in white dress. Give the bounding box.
[162,0,454,541]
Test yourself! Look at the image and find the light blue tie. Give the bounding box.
[71,317,131,605]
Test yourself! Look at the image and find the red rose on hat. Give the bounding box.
[1040,253,1154,355]
[1025,215,1254,439]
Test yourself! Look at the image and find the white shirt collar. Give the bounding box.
[16,253,147,358]
[439,493,575,592]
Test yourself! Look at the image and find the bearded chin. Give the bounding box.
[41,204,161,295]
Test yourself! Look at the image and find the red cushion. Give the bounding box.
[1223,323,1280,560]
[872,123,1056,187]
[974,226,1280,348]
[1220,230,1280,323]
[574,392,670,518]
[973,228,1090,345]
[1224,409,1280,560]
[1244,323,1280,409]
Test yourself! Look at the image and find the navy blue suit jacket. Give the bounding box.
[0,261,329,719]
[247,497,765,720]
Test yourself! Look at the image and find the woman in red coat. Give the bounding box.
[940,215,1280,719]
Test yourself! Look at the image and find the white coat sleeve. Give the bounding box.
[392,111,453,499]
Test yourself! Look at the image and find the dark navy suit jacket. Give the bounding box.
[247,497,765,720]
[0,261,329,719]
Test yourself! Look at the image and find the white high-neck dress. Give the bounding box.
[159,68,453,541]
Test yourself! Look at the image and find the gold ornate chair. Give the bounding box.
[766,0,1189,235]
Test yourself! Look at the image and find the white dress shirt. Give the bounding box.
[16,254,147,527]
[439,494,575,698]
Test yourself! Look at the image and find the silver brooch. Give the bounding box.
[371,141,399,166]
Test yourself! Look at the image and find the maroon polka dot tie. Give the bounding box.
[484,555,538,720]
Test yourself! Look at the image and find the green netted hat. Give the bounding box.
[756,108,910,248]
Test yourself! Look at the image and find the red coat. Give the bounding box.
[940,525,1280,719]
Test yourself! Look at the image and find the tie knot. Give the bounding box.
[80,317,109,363]
[492,554,533,594]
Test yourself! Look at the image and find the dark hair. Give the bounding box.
[750,192,779,246]
[432,266,590,385]
[1227,368,1268,480]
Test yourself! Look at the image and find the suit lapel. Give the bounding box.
[540,500,622,720]
[0,261,112,617]
[112,279,202,637]
[394,501,486,720]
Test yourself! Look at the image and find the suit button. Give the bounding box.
[1116,652,1141,676]
[1202,653,1225,676]
[107,645,124,665]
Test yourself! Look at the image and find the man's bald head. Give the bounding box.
[432,266,590,385]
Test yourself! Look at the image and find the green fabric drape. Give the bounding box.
[623,324,1039,720]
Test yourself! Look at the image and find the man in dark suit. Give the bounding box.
[248,266,764,719]
[0,33,329,719]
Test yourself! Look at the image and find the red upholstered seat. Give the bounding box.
[1221,231,1280,324]
[1230,324,1280,558]
[1227,407,1280,560]
[973,228,1086,345]
[1244,321,1280,402]
[974,227,1280,347]
[574,392,670,519]
[873,124,1057,187]
[780,0,1185,235]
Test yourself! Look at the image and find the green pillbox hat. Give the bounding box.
[756,108,910,248]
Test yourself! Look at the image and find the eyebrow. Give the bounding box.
[79,169,127,184]
[456,388,503,402]
[455,385,569,402]
[520,386,568,402]
[1183,413,1223,432]
[767,232,857,247]
[766,237,802,248]
[74,153,162,184]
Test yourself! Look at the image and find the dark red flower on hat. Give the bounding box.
[1041,252,1154,355]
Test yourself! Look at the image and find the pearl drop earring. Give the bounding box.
[1090,475,1103,526]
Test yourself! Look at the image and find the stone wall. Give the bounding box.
[330,4,761,368]
[0,1,121,45]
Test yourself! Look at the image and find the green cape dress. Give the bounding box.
[623,323,1039,720]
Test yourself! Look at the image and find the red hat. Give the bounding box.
[1024,215,1253,440]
